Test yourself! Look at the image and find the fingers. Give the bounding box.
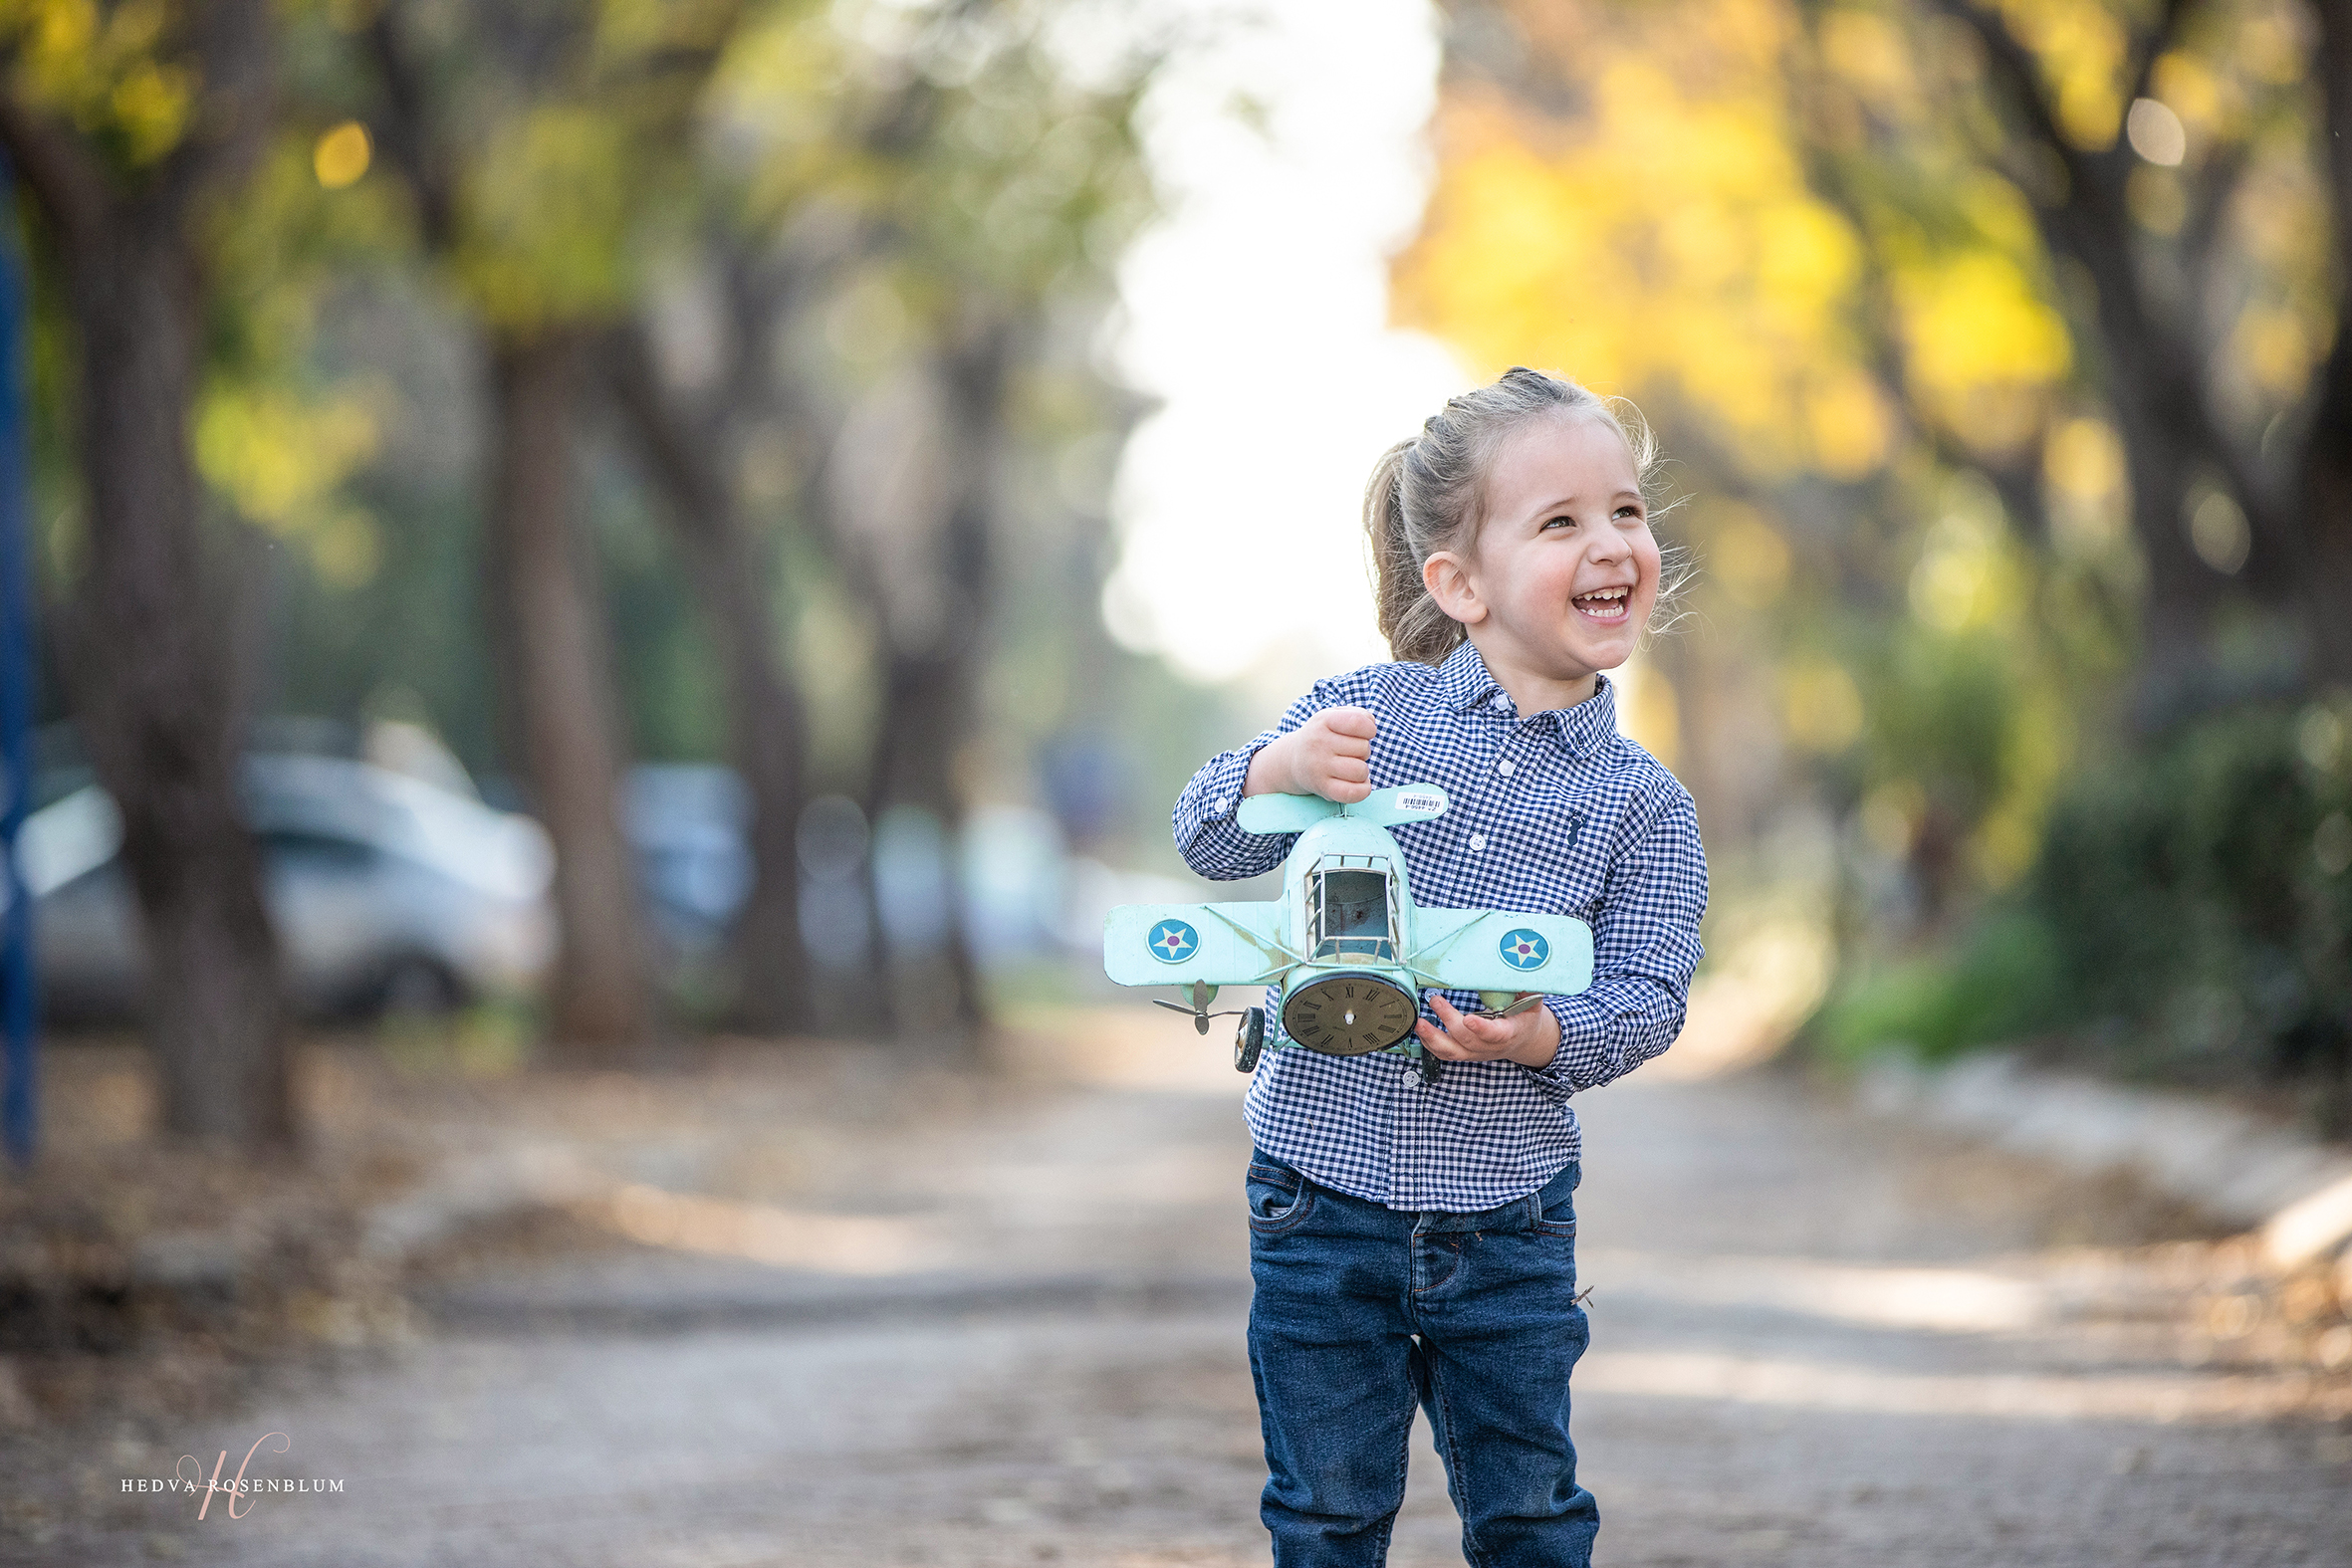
[1417,1019,1490,1060]
[1416,993,1514,1059]
[1318,753,1371,802]
[1317,722,1370,764]
[1433,992,1510,1041]
[1318,754,1371,802]
[1303,708,1375,802]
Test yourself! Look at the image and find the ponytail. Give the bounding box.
[1365,441,1459,664]
[1362,366,1675,664]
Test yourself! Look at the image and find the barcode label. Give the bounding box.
[1396,791,1445,814]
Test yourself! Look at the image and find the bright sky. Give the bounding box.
[1098,0,1470,693]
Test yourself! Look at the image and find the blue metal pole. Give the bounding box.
[0,154,37,1167]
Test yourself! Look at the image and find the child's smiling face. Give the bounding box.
[1422,410,1661,709]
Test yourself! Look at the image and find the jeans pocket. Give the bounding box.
[1532,1193,1577,1239]
[1246,1161,1315,1234]
[1530,1161,1579,1237]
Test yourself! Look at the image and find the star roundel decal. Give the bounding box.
[1499,928,1549,971]
[1147,919,1199,964]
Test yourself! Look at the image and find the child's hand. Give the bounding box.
[1416,992,1560,1068]
[1244,707,1378,803]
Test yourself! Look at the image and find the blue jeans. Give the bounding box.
[1245,1151,1595,1567]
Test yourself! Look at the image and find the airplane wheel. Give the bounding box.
[1235,1008,1266,1073]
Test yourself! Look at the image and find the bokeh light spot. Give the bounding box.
[2185,487,2249,574]
[1712,505,1792,608]
[1781,659,1864,752]
[315,120,372,188]
[2124,97,2186,166]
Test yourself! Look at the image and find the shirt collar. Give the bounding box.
[1435,639,1618,761]
[1436,639,1501,712]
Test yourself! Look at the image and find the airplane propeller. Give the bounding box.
[1151,1000,1253,1034]
[1153,980,1248,1034]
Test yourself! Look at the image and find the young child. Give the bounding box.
[1170,367,1708,1567]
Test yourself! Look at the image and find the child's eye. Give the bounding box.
[1614,505,1642,521]
[1541,514,1575,531]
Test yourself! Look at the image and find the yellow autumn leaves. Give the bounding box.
[1388,0,2218,899]
[1398,78,1887,482]
[0,0,190,166]
[196,387,384,589]
[1394,0,2076,482]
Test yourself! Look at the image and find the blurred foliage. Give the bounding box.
[1819,695,2352,1129]
[1398,0,2131,912]
[1810,907,2065,1061]
[713,0,1150,310]
[1403,0,2350,1111]
[13,0,1189,877]
[0,0,198,170]
[2029,696,2352,1122]
[374,0,743,332]
[15,0,2343,1079]
[1402,3,1905,480]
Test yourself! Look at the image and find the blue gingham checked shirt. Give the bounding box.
[1172,640,1709,1211]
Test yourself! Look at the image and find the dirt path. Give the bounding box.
[14,1016,2350,1566]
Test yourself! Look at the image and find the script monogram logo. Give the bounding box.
[176,1432,290,1521]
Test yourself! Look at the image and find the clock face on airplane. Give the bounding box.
[1281,973,1419,1055]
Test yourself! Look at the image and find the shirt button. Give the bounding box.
[1469,833,1487,851]
[1491,694,1511,711]
[1214,797,1230,813]
[1497,760,1515,777]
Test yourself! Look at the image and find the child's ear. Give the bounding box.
[1423,551,1486,626]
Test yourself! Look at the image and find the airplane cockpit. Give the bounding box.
[1305,855,1399,963]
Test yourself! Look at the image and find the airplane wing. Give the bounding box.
[1235,784,1451,834]
[1103,900,1294,987]
[1346,784,1450,826]
[1236,793,1341,834]
[1408,907,1594,996]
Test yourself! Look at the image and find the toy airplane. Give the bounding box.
[1103,784,1593,1081]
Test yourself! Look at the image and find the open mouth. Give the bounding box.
[1571,584,1633,624]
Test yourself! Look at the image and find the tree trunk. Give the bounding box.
[487,330,655,1050]
[2300,0,2352,688]
[604,329,811,1033]
[2040,161,2250,726]
[2302,348,2352,691]
[2110,392,2231,724]
[68,223,290,1149]
[0,0,288,1152]
[861,328,1013,1040]
[1942,0,2333,717]
[866,646,988,1035]
[710,561,811,1033]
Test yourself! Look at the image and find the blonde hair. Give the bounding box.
[1365,366,1676,665]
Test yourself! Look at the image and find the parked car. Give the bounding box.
[21,755,555,1024]
[623,764,753,960]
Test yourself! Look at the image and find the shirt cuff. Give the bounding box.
[1173,737,1287,877]
[1176,747,1253,831]
[1518,994,1591,1097]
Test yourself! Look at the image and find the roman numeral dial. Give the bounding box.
[1281,974,1419,1056]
